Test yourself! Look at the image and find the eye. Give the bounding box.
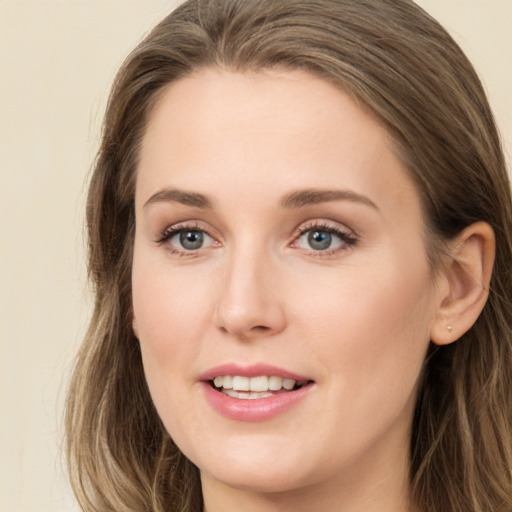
[157,223,218,255]
[303,230,335,251]
[293,222,357,254]
[175,230,206,250]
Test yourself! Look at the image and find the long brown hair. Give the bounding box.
[66,1,512,510]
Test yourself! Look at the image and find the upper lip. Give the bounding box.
[199,363,313,382]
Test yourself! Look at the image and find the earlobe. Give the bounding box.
[430,222,495,346]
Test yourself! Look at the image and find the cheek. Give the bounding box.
[131,251,215,410]
[131,263,216,453]
[132,249,213,349]
[295,251,434,395]
[280,255,434,470]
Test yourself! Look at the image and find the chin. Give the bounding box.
[201,462,311,495]
[190,439,315,494]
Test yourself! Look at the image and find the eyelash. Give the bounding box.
[292,221,358,256]
[156,222,213,257]
[156,220,358,257]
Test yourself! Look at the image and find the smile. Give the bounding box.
[201,365,315,421]
[211,375,310,400]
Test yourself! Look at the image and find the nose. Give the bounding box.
[214,248,286,340]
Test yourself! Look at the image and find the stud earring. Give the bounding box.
[447,325,453,332]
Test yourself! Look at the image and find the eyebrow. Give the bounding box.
[143,188,213,209]
[143,187,378,211]
[281,189,378,210]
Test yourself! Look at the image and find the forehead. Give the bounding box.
[141,67,387,160]
[136,68,420,221]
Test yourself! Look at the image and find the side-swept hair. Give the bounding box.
[66,1,512,510]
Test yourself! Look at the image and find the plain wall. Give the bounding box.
[0,1,510,511]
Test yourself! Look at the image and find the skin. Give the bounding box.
[131,68,492,512]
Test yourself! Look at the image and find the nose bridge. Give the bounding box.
[215,239,285,338]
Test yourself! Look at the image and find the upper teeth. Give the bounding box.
[213,375,304,392]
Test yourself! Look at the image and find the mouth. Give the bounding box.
[210,375,313,400]
[201,365,315,420]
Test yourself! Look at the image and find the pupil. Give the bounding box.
[180,230,203,250]
[308,230,331,250]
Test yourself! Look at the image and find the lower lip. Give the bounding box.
[201,382,314,422]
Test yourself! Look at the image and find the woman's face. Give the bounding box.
[132,69,444,497]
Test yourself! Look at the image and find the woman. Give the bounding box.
[65,0,512,511]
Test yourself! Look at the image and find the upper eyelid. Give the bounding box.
[160,220,216,238]
[292,219,357,237]
[156,222,203,245]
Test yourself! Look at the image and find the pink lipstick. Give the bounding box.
[199,363,315,422]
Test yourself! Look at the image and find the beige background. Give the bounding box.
[1,1,510,511]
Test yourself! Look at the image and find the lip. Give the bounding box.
[199,363,315,422]
[199,363,312,382]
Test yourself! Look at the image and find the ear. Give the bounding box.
[430,222,495,346]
